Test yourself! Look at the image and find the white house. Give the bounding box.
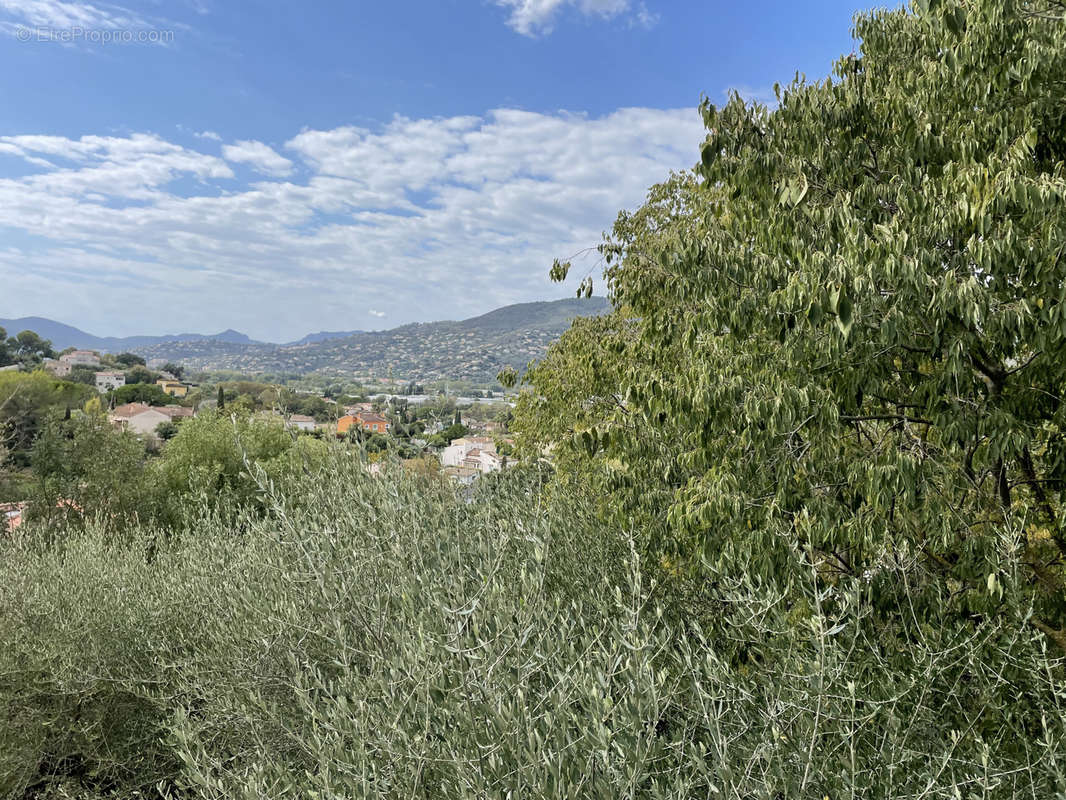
[109,403,194,436]
[440,437,504,478]
[287,414,317,431]
[478,449,504,473]
[95,371,126,393]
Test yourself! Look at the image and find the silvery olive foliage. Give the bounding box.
[1,453,1065,798]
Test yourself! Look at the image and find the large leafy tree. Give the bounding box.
[520,0,1066,645]
[30,410,154,531]
[0,372,94,467]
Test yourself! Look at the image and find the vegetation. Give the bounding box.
[0,327,55,369]
[2,2,1066,797]
[516,0,1066,644]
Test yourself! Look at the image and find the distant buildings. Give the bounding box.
[441,436,506,481]
[61,350,102,367]
[43,350,101,377]
[95,371,126,393]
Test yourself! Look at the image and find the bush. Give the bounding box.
[1,454,1065,798]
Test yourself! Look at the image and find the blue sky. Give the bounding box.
[0,0,868,342]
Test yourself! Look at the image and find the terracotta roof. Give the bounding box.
[157,406,194,418]
[110,403,191,419]
[289,414,315,423]
[357,413,388,424]
[110,402,154,418]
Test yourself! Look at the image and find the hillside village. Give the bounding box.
[1,330,519,531]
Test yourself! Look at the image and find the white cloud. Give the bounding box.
[632,2,657,29]
[0,0,142,30]
[492,0,649,36]
[0,106,704,340]
[222,139,294,177]
[194,130,221,141]
[368,309,386,318]
[0,0,176,43]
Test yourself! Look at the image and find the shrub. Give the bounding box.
[1,453,1064,798]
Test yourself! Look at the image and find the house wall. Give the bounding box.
[441,444,467,467]
[61,352,100,366]
[124,410,171,436]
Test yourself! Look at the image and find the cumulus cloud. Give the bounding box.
[0,106,704,340]
[368,309,386,318]
[492,0,650,36]
[194,130,221,141]
[222,139,294,177]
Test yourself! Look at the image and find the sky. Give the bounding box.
[0,0,867,342]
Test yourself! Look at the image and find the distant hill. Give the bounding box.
[286,330,366,346]
[132,297,611,384]
[0,317,258,351]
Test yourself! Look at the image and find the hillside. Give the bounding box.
[0,317,258,351]
[131,297,610,383]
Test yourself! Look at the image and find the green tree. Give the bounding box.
[0,372,94,467]
[161,362,185,380]
[109,383,174,407]
[519,1,1066,647]
[0,327,10,367]
[155,420,180,441]
[29,409,152,531]
[126,365,158,385]
[9,330,55,366]
[66,365,100,386]
[217,386,225,410]
[114,352,146,368]
[153,410,294,522]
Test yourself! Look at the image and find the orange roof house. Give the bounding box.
[337,412,391,436]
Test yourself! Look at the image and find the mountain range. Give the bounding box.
[2,298,611,384]
[0,316,258,351]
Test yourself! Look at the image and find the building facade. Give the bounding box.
[60,350,101,367]
[95,371,126,393]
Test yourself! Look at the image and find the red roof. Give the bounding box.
[110,402,154,418]
[110,403,191,419]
